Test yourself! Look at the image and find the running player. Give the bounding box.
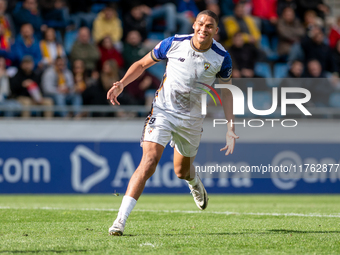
[107,10,239,236]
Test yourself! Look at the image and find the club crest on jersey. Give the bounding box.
[148,127,153,134]
[204,62,211,71]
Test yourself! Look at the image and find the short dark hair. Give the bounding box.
[104,3,117,10]
[197,10,219,25]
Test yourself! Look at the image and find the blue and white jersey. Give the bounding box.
[150,34,232,119]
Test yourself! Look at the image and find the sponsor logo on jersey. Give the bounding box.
[192,52,200,58]
[204,62,211,71]
[178,57,185,62]
[227,68,232,77]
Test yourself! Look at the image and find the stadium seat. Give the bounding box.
[254,62,275,88]
[91,3,106,13]
[148,61,166,81]
[250,91,273,110]
[273,63,289,79]
[147,32,165,41]
[329,92,340,108]
[244,91,276,117]
[13,2,22,14]
[254,62,272,78]
[271,36,279,53]
[273,63,289,87]
[64,30,78,55]
[260,35,279,61]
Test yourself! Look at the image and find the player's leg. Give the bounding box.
[125,141,164,200]
[173,148,195,181]
[173,147,208,210]
[109,141,164,236]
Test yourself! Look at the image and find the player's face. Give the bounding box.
[192,15,218,49]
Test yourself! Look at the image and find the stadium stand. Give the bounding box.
[0,0,339,118]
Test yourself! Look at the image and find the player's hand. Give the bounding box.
[220,130,239,156]
[107,81,124,105]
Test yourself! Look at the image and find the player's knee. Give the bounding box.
[139,155,159,177]
[174,166,190,179]
[175,172,187,179]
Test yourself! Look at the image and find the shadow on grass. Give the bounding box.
[0,250,89,253]
[269,229,340,234]
[125,229,340,237]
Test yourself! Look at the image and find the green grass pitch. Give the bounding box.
[1,195,340,254]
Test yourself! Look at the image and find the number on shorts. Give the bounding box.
[149,117,156,124]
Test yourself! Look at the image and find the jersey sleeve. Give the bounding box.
[216,51,232,82]
[150,36,175,62]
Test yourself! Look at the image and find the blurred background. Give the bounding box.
[0,0,340,194]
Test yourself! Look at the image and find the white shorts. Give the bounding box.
[140,107,204,157]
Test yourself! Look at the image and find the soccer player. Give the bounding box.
[107,10,238,236]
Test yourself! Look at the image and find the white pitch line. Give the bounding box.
[1,206,340,218]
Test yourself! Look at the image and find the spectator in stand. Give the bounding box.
[68,0,96,30]
[0,0,15,39]
[333,40,340,74]
[5,0,19,15]
[71,59,96,118]
[296,0,329,19]
[92,4,122,47]
[140,0,191,36]
[332,40,340,90]
[195,0,220,16]
[10,55,53,118]
[284,59,304,80]
[176,0,200,32]
[72,59,91,96]
[0,57,21,117]
[304,10,324,36]
[82,60,120,117]
[301,27,336,74]
[222,2,261,48]
[251,0,278,38]
[0,23,13,66]
[228,32,258,78]
[40,27,66,68]
[69,27,100,76]
[124,71,160,106]
[277,7,305,58]
[279,60,305,102]
[98,36,124,71]
[329,17,340,49]
[277,0,298,17]
[42,56,82,117]
[38,0,69,37]
[12,0,46,39]
[122,30,148,70]
[220,0,236,17]
[303,59,334,106]
[12,23,42,69]
[123,2,148,41]
[279,60,305,93]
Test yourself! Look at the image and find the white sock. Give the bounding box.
[186,173,198,186]
[115,196,137,225]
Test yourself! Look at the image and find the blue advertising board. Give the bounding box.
[0,141,339,193]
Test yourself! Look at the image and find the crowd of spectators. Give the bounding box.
[0,0,340,118]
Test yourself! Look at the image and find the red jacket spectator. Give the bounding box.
[329,17,340,49]
[98,36,124,70]
[252,0,278,20]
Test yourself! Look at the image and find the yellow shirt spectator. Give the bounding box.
[92,6,122,44]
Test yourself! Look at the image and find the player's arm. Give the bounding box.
[219,78,239,155]
[217,51,239,155]
[120,53,157,88]
[107,36,174,105]
[107,53,157,105]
